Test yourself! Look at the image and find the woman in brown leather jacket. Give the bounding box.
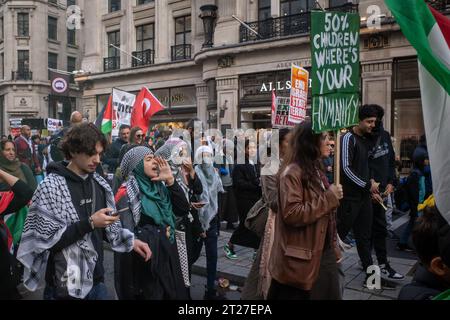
[268,122,343,300]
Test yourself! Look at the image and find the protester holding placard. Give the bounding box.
[268,122,343,300]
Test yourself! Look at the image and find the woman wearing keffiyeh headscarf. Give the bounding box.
[155,138,204,296]
[192,145,225,300]
[114,146,190,300]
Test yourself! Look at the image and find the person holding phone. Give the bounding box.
[17,123,151,300]
[193,145,226,300]
[114,146,190,300]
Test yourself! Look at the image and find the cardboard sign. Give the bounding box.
[311,11,360,133]
[289,65,309,124]
[112,88,136,137]
[272,97,296,128]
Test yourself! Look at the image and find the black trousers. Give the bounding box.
[267,279,310,300]
[337,195,373,270]
[371,201,388,265]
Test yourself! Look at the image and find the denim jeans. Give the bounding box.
[44,282,108,300]
[400,215,417,245]
[194,217,219,291]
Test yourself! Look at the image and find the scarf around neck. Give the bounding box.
[0,154,26,183]
[133,161,176,243]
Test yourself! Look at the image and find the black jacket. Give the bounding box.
[114,180,190,300]
[340,130,372,200]
[45,161,107,285]
[368,126,396,190]
[399,265,450,300]
[104,138,127,173]
[232,163,262,199]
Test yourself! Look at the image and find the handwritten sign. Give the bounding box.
[289,65,309,124]
[112,88,136,137]
[272,97,296,128]
[311,11,360,133]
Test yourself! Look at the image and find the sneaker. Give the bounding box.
[362,275,397,290]
[396,243,415,252]
[224,244,238,260]
[380,263,405,281]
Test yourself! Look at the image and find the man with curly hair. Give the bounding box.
[17,123,151,300]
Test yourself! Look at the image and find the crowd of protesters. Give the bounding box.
[0,104,449,301]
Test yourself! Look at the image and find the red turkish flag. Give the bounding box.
[131,87,165,134]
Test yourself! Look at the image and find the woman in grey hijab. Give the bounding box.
[155,138,204,297]
[193,145,225,300]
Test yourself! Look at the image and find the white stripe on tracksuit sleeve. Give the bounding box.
[342,132,367,188]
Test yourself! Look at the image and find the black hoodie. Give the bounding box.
[368,122,396,191]
[45,161,107,286]
[398,265,450,300]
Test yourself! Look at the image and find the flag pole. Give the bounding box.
[334,130,341,185]
[231,15,262,39]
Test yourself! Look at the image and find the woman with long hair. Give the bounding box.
[268,122,343,300]
[241,128,292,300]
[224,140,262,259]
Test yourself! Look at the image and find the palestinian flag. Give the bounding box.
[101,95,113,134]
[385,0,450,224]
[4,207,28,246]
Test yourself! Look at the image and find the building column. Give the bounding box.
[216,75,239,129]
[361,59,393,132]
[81,95,97,123]
[196,83,208,125]
[155,0,169,63]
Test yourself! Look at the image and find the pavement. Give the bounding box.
[191,212,419,300]
[19,211,418,301]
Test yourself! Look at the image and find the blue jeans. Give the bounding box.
[44,283,108,300]
[400,215,417,245]
[195,217,219,291]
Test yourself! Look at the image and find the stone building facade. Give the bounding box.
[75,0,449,170]
[0,0,85,136]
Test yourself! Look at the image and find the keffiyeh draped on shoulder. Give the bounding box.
[17,173,134,299]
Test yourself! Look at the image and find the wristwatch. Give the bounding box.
[88,216,95,230]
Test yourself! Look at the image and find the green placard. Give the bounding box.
[311,10,360,133]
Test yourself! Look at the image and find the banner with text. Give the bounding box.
[112,88,136,137]
[311,11,360,133]
[289,65,309,123]
[273,97,296,128]
[46,118,64,131]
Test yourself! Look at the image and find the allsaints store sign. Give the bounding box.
[260,79,313,93]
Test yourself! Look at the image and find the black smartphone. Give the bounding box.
[110,207,127,217]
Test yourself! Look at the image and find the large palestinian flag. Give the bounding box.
[385,0,450,224]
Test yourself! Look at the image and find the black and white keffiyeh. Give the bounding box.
[17,173,134,299]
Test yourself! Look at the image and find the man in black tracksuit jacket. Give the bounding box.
[367,105,404,281]
[337,105,378,286]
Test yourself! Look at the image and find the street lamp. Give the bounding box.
[200,5,218,48]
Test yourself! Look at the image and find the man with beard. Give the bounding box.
[368,105,405,285]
